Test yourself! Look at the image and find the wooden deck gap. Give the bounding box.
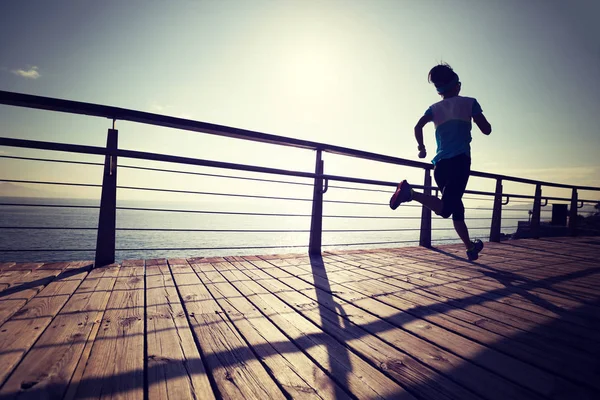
[143,259,149,400]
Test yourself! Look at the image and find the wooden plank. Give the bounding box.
[226,259,418,400]
[0,261,91,385]
[62,266,120,400]
[168,258,285,400]
[3,262,44,272]
[193,261,349,400]
[0,262,46,287]
[7,263,70,287]
[72,261,145,399]
[0,271,31,285]
[0,264,120,399]
[145,258,214,400]
[0,263,66,326]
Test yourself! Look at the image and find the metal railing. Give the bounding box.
[1,90,599,266]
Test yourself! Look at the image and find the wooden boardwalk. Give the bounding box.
[0,237,599,399]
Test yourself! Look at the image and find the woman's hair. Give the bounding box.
[428,63,460,93]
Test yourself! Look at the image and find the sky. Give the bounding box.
[1,0,599,204]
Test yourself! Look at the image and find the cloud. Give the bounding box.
[11,66,40,79]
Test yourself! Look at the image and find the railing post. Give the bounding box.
[419,169,432,248]
[531,184,542,239]
[489,178,503,242]
[569,188,578,236]
[309,150,324,255]
[94,128,118,267]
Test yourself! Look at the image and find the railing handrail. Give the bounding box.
[2,90,599,192]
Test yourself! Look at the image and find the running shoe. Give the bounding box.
[466,239,484,261]
[389,180,413,210]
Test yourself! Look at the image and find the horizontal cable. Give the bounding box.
[119,163,313,187]
[0,226,425,233]
[119,184,411,207]
[462,196,494,201]
[0,227,97,230]
[0,248,94,252]
[115,206,421,219]
[2,203,411,219]
[325,200,421,207]
[115,206,311,217]
[118,185,313,202]
[0,203,99,209]
[115,245,309,251]
[325,215,421,219]
[0,179,100,187]
[0,154,103,166]
[327,184,395,194]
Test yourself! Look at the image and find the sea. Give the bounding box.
[0,196,534,263]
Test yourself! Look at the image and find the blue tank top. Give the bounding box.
[424,96,482,164]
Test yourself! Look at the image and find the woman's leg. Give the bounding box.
[411,191,444,214]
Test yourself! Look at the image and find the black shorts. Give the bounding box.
[433,153,471,221]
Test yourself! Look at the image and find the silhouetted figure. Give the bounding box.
[390,63,492,260]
